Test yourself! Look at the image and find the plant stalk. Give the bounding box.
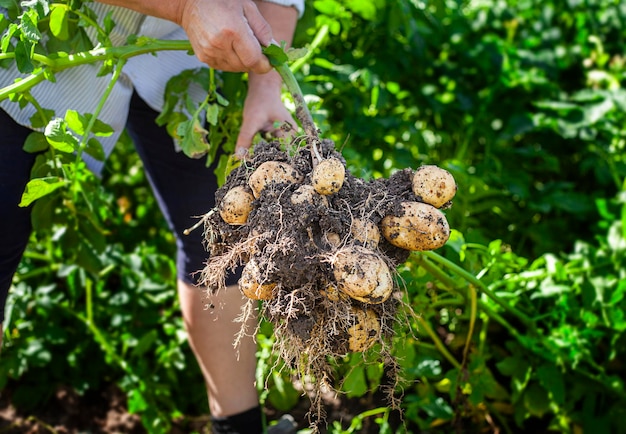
[0,40,192,101]
[272,62,319,142]
[421,251,534,327]
[415,315,462,370]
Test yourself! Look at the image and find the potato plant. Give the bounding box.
[195,47,458,427]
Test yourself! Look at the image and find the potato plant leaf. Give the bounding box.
[64,110,86,135]
[49,5,69,41]
[19,9,41,42]
[286,47,307,62]
[176,118,210,158]
[45,117,78,152]
[341,364,368,398]
[23,131,49,153]
[262,44,288,66]
[30,192,57,231]
[536,363,565,405]
[29,107,55,129]
[206,103,219,126]
[1,22,17,52]
[14,40,34,73]
[85,137,105,161]
[19,177,69,207]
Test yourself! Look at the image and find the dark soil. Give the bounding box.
[0,381,405,433]
[0,384,144,434]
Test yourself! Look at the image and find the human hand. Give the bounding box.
[234,71,297,158]
[180,0,274,73]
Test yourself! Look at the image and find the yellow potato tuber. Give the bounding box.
[332,246,393,304]
[290,184,329,207]
[248,161,303,198]
[347,307,381,352]
[219,185,254,225]
[319,283,347,302]
[412,165,457,208]
[381,201,450,251]
[239,259,277,300]
[350,218,380,249]
[312,157,345,195]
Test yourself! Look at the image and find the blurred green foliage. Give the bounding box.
[1,0,626,433]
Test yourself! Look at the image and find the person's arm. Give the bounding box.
[234,1,299,157]
[97,0,277,73]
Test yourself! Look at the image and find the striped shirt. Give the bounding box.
[0,1,304,174]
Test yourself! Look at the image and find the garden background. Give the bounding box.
[1,0,625,433]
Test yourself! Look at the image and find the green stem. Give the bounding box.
[0,52,57,66]
[412,253,460,290]
[272,61,319,141]
[0,69,47,99]
[477,311,490,356]
[0,40,192,101]
[290,24,329,73]
[421,251,534,327]
[62,303,136,379]
[416,315,461,370]
[85,277,93,326]
[71,58,126,201]
[21,93,51,126]
[15,265,57,280]
[461,285,477,365]
[477,300,522,341]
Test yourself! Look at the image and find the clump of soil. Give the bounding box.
[199,138,454,430]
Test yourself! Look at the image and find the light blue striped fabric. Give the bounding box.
[0,1,304,175]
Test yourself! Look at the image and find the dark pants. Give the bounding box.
[0,108,36,322]
[0,92,237,322]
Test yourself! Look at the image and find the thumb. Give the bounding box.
[242,1,273,47]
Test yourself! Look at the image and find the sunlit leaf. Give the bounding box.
[45,117,78,152]
[19,177,68,207]
[49,5,69,40]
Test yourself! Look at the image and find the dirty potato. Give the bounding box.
[332,246,393,304]
[351,218,380,249]
[412,165,457,208]
[381,201,450,251]
[219,185,255,225]
[239,258,277,300]
[312,157,345,195]
[347,307,381,352]
[249,161,303,198]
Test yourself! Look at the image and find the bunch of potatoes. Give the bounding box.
[202,140,456,354]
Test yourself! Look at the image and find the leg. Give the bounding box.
[178,281,259,416]
[0,109,38,351]
[124,93,259,420]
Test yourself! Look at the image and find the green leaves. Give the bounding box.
[45,117,78,152]
[49,5,70,41]
[263,43,289,66]
[19,177,69,207]
[175,117,210,159]
[156,67,237,164]
[42,111,108,159]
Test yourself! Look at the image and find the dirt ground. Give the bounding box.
[0,381,404,433]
